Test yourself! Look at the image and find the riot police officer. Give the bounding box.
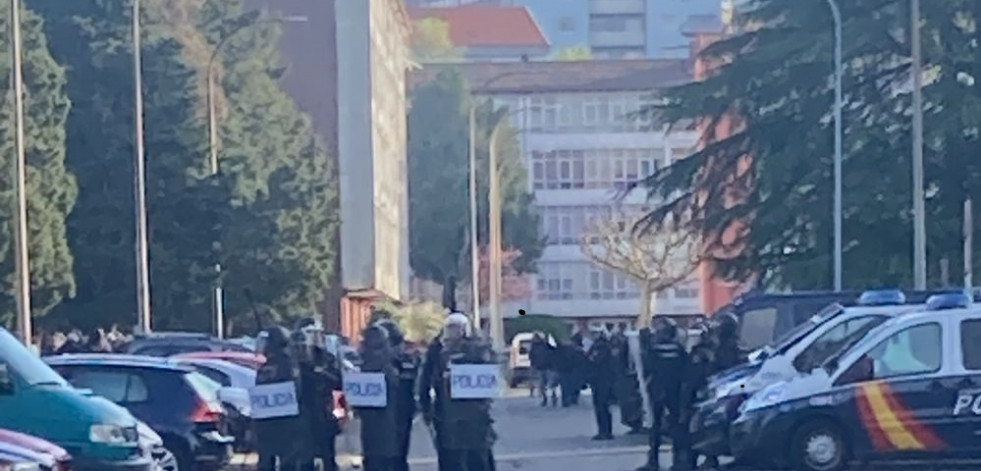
[358,323,400,471]
[681,321,715,470]
[292,318,342,471]
[419,313,497,471]
[255,326,311,471]
[586,329,615,440]
[637,317,688,471]
[711,313,744,371]
[376,318,420,471]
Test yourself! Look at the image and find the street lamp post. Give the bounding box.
[910,0,927,290]
[206,15,306,338]
[826,0,843,292]
[10,0,30,343]
[132,0,152,333]
[468,106,480,327]
[488,120,505,351]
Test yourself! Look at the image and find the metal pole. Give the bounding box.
[966,198,974,291]
[910,0,927,290]
[206,61,224,338]
[10,0,30,343]
[469,105,481,327]
[827,0,843,292]
[132,0,152,331]
[488,120,504,351]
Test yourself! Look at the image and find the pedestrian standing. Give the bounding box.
[358,323,400,471]
[419,332,449,471]
[528,333,557,407]
[586,330,614,440]
[376,319,420,471]
[636,317,688,471]
[680,322,714,470]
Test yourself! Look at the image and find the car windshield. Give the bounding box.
[823,315,904,374]
[0,329,67,387]
[768,304,843,355]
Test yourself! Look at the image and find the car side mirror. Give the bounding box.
[0,363,13,394]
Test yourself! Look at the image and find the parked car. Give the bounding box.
[171,358,254,452]
[120,333,251,357]
[171,352,265,371]
[0,443,42,470]
[0,429,70,471]
[0,328,152,471]
[45,355,234,471]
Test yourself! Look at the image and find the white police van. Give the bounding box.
[691,290,922,457]
[730,293,981,471]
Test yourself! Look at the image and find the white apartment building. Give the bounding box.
[415,60,701,329]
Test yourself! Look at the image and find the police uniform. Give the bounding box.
[587,334,615,440]
[638,319,688,471]
[358,324,401,471]
[681,328,715,470]
[420,314,497,471]
[255,326,313,471]
[377,319,421,471]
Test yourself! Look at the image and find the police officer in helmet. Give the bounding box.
[293,318,341,471]
[255,325,310,471]
[375,318,420,471]
[419,313,497,471]
[637,316,688,471]
[358,322,401,471]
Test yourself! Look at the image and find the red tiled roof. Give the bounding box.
[408,5,548,48]
[409,59,693,94]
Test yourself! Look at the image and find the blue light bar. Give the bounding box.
[925,293,971,311]
[857,289,907,306]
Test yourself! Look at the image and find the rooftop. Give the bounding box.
[408,4,548,48]
[409,59,692,94]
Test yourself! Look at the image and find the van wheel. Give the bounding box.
[160,439,193,471]
[789,420,848,471]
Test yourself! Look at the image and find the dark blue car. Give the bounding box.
[46,354,234,471]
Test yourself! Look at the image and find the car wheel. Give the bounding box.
[152,445,180,471]
[790,420,848,471]
[160,439,194,471]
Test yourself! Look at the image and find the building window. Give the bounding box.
[589,268,639,300]
[559,16,576,32]
[522,93,663,133]
[590,16,629,32]
[536,263,582,300]
[541,206,614,245]
[532,148,660,190]
[675,281,700,299]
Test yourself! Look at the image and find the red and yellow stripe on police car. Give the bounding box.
[855,381,945,452]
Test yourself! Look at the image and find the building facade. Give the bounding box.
[405,0,721,59]
[251,0,413,339]
[411,60,700,329]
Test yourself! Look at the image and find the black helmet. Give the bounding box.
[712,312,739,340]
[360,323,390,350]
[652,316,678,343]
[374,318,404,347]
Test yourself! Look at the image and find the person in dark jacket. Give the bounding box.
[308,345,341,471]
[255,326,310,471]
[586,331,615,440]
[611,331,646,434]
[358,323,400,471]
[637,317,688,471]
[556,338,587,407]
[376,319,419,471]
[712,313,745,371]
[420,313,496,471]
[528,333,557,407]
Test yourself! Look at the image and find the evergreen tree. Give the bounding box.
[0,2,76,327]
[641,0,981,290]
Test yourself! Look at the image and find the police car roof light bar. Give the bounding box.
[925,293,972,311]
[857,289,907,306]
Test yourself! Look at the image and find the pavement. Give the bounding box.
[226,388,657,471]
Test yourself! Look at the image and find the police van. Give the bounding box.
[729,293,981,471]
[691,290,922,457]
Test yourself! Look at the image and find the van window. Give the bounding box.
[739,307,778,350]
[960,319,981,370]
[0,329,67,387]
[793,316,887,373]
[866,323,942,379]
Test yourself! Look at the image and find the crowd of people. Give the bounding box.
[527,314,744,471]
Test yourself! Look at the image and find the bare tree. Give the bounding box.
[580,209,700,328]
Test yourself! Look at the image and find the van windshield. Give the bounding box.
[0,328,68,387]
[769,304,843,355]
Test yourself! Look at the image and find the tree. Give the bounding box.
[552,45,591,61]
[0,3,77,327]
[373,299,445,344]
[476,248,532,302]
[639,0,981,291]
[581,209,699,327]
[408,69,544,295]
[411,17,461,62]
[36,0,337,331]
